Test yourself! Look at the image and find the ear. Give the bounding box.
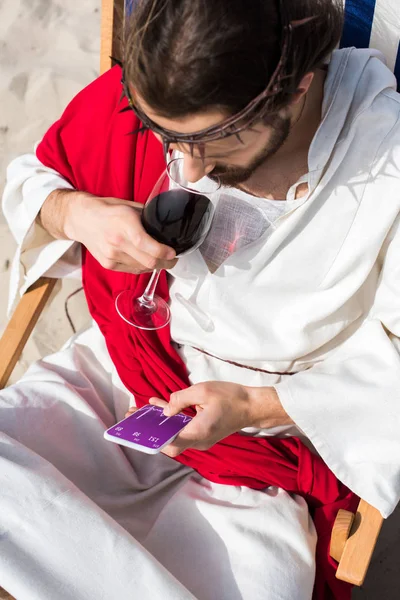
[290,72,315,105]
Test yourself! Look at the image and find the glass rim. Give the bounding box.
[166,157,221,194]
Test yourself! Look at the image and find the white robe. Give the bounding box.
[0,326,316,600]
[169,48,400,517]
[2,47,400,598]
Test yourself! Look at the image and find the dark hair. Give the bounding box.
[124,0,344,119]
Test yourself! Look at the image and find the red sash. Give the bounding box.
[37,65,358,599]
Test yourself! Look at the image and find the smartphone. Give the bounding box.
[104,405,192,454]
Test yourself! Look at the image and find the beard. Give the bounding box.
[208,113,291,188]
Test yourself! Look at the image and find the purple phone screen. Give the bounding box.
[106,405,192,450]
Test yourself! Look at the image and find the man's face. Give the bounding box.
[206,114,291,187]
[133,91,291,187]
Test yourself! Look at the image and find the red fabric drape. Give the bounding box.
[37,65,359,599]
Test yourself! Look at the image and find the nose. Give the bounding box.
[183,155,215,183]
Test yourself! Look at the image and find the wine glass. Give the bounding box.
[115,158,220,330]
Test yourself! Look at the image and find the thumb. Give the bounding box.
[165,388,199,417]
[124,406,139,418]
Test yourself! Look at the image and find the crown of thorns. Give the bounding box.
[118,0,315,159]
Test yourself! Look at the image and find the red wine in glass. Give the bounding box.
[115,158,220,330]
[141,188,214,255]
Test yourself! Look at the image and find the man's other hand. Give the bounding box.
[130,381,293,458]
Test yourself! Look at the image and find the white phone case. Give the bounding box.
[103,430,178,454]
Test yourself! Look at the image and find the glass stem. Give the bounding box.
[138,269,161,307]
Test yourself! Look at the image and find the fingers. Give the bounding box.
[70,195,178,275]
[98,201,177,272]
[120,244,177,271]
[148,397,197,455]
[148,392,219,457]
[119,213,176,262]
[130,201,145,212]
[120,233,176,266]
[108,217,177,272]
[165,389,199,416]
[161,419,215,457]
[102,197,144,212]
[96,248,177,273]
[149,398,169,410]
[149,393,196,418]
[124,406,139,418]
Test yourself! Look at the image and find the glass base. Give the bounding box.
[115,290,171,330]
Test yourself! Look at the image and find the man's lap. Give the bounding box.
[0,327,316,599]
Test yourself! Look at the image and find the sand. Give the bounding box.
[0,0,99,382]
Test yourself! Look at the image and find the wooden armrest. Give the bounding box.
[331,498,384,586]
[101,0,123,72]
[0,277,57,389]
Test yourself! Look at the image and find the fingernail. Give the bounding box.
[163,407,171,416]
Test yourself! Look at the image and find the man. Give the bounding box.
[2,1,400,599]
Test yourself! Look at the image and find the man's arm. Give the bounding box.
[38,188,80,240]
[127,381,293,457]
[2,153,81,314]
[38,188,177,273]
[2,150,177,313]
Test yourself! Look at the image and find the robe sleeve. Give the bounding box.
[1,150,80,316]
[2,66,129,316]
[275,215,400,518]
